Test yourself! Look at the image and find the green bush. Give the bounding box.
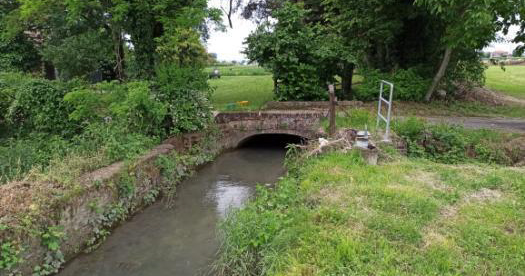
[4,76,76,136]
[356,68,431,101]
[244,3,330,101]
[155,64,213,134]
[0,72,30,127]
[76,122,158,162]
[66,81,167,135]
[274,63,328,101]
[0,66,214,184]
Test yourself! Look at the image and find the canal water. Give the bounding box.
[58,136,292,276]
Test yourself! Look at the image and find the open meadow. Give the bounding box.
[485,65,525,99]
[210,75,274,111]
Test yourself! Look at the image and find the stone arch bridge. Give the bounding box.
[215,110,327,148]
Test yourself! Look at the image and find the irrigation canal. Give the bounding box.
[58,134,301,276]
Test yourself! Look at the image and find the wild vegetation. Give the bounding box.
[0,0,221,186]
[0,65,213,186]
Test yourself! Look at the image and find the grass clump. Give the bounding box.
[214,150,525,276]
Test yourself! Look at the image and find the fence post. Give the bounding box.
[328,84,337,137]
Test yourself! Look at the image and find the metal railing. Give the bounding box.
[376,80,394,142]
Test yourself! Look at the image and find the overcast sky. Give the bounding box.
[206,0,256,61]
[206,1,522,61]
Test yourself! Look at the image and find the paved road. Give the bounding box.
[419,116,525,133]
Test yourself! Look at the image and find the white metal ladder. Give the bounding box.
[376,80,394,142]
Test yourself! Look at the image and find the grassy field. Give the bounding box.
[485,66,525,99]
[208,67,365,111]
[205,65,271,76]
[215,149,525,275]
[210,75,274,111]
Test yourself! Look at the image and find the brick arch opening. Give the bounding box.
[237,133,307,148]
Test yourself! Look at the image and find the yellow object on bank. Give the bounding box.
[237,101,250,106]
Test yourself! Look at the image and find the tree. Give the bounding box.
[513,47,524,57]
[245,3,338,101]
[415,0,525,101]
[0,1,40,72]
[5,0,222,80]
[238,0,525,102]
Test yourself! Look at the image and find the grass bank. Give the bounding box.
[485,65,525,99]
[215,149,525,275]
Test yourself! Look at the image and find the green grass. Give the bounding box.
[210,75,274,111]
[361,101,525,118]
[205,65,271,77]
[485,66,525,99]
[214,151,525,276]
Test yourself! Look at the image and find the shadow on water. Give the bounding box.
[238,134,306,149]
[58,135,302,276]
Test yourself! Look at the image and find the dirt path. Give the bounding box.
[419,116,525,133]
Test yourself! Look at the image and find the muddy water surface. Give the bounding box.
[58,147,286,276]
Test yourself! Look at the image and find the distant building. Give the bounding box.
[490,50,509,58]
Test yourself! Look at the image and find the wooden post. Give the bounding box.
[328,84,337,137]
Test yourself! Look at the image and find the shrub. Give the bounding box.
[65,81,167,136]
[0,72,31,128]
[274,63,328,101]
[76,122,158,162]
[110,82,167,135]
[4,75,77,136]
[155,64,213,134]
[356,68,431,101]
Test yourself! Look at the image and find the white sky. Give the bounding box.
[485,25,521,53]
[206,0,257,61]
[206,1,522,61]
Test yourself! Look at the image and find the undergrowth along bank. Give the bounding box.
[323,109,525,166]
[0,129,220,275]
[214,148,525,275]
[0,65,214,185]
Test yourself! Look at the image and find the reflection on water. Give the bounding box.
[58,148,286,276]
[210,176,252,218]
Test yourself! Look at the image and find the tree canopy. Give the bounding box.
[1,0,222,80]
[242,0,525,101]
